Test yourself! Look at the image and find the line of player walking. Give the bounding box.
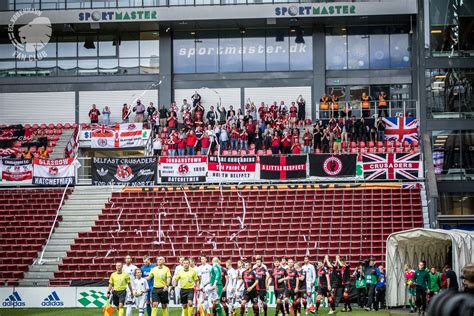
[106,254,353,316]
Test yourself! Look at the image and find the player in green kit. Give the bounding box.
[209,257,225,316]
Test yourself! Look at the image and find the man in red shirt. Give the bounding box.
[289,102,298,125]
[230,124,239,151]
[239,129,248,153]
[281,133,291,154]
[271,132,281,155]
[245,119,256,145]
[177,134,186,156]
[292,140,301,154]
[167,131,177,156]
[89,104,100,124]
[303,128,313,154]
[200,131,210,155]
[186,130,198,156]
[122,103,130,123]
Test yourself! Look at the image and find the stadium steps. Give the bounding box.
[49,129,74,159]
[420,186,430,228]
[19,186,118,287]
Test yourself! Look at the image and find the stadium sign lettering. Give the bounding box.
[275,4,356,16]
[78,10,157,22]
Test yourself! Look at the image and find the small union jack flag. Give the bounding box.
[383,117,418,143]
[362,152,420,180]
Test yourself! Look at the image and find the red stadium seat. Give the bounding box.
[40,124,47,129]
[72,123,78,129]
[368,141,374,148]
[412,140,419,147]
[376,147,384,153]
[359,142,366,149]
[55,123,63,129]
[64,123,72,129]
[231,150,238,155]
[24,124,31,129]
[266,149,272,155]
[47,123,55,129]
[240,150,246,155]
[32,124,39,129]
[46,147,53,153]
[256,150,264,156]
[395,147,402,153]
[350,142,357,149]
[376,141,383,148]
[368,147,375,153]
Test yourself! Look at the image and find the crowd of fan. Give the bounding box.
[88,92,417,157]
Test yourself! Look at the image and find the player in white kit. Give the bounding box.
[197,255,212,315]
[134,268,150,316]
[302,256,316,312]
[225,260,238,316]
[235,260,247,313]
[123,255,138,316]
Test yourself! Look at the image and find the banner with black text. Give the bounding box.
[208,156,257,181]
[260,155,307,180]
[0,158,32,181]
[92,156,157,186]
[159,156,207,183]
[32,158,76,186]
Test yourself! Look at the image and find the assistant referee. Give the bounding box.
[106,262,134,316]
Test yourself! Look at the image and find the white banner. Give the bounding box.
[207,156,257,182]
[32,157,76,186]
[159,156,207,183]
[91,124,145,149]
[0,159,33,182]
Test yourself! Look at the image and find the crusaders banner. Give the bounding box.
[208,156,257,181]
[362,152,420,180]
[159,156,207,183]
[0,159,33,181]
[309,154,357,177]
[92,156,157,186]
[91,123,144,149]
[32,158,76,186]
[260,155,307,180]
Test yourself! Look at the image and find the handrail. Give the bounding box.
[36,182,70,265]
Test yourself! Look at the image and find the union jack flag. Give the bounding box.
[383,117,418,143]
[362,152,420,180]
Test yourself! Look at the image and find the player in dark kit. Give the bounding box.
[221,265,230,316]
[316,256,336,315]
[340,257,352,312]
[295,262,308,316]
[240,262,259,316]
[254,257,270,316]
[271,258,288,316]
[284,259,299,315]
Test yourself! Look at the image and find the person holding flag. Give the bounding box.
[107,262,134,316]
[173,258,200,316]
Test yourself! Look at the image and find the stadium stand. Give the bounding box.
[0,188,72,286]
[52,185,422,285]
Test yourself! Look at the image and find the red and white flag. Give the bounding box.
[0,159,32,181]
[33,157,76,186]
[91,124,144,148]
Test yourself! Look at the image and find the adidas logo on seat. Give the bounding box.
[42,291,64,307]
[2,291,26,307]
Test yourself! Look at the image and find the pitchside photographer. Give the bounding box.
[427,263,474,316]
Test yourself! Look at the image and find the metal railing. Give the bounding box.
[316,99,417,119]
[3,0,394,10]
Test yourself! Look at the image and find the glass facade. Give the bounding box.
[173,29,312,74]
[429,0,474,57]
[0,0,399,10]
[326,27,411,70]
[426,68,474,119]
[439,192,474,216]
[0,31,159,76]
[432,131,474,181]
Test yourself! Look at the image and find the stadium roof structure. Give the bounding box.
[385,228,474,307]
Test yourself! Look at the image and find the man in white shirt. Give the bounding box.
[124,255,138,316]
[302,256,317,311]
[173,257,185,306]
[225,260,238,315]
[197,256,212,314]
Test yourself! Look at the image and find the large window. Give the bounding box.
[432,131,474,181]
[426,68,474,119]
[326,27,411,70]
[439,192,474,215]
[173,28,313,74]
[0,31,159,77]
[430,0,474,57]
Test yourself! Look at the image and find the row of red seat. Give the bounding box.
[53,186,423,284]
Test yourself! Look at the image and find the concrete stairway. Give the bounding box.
[19,186,119,286]
[50,129,74,159]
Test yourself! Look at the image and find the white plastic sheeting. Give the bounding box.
[385,228,474,307]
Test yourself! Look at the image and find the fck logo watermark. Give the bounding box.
[8,8,52,61]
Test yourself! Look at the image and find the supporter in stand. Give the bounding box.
[38,146,49,159]
[122,104,131,123]
[153,137,162,156]
[133,100,146,123]
[102,106,111,126]
[89,104,100,124]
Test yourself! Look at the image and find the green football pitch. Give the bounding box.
[0,308,408,316]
